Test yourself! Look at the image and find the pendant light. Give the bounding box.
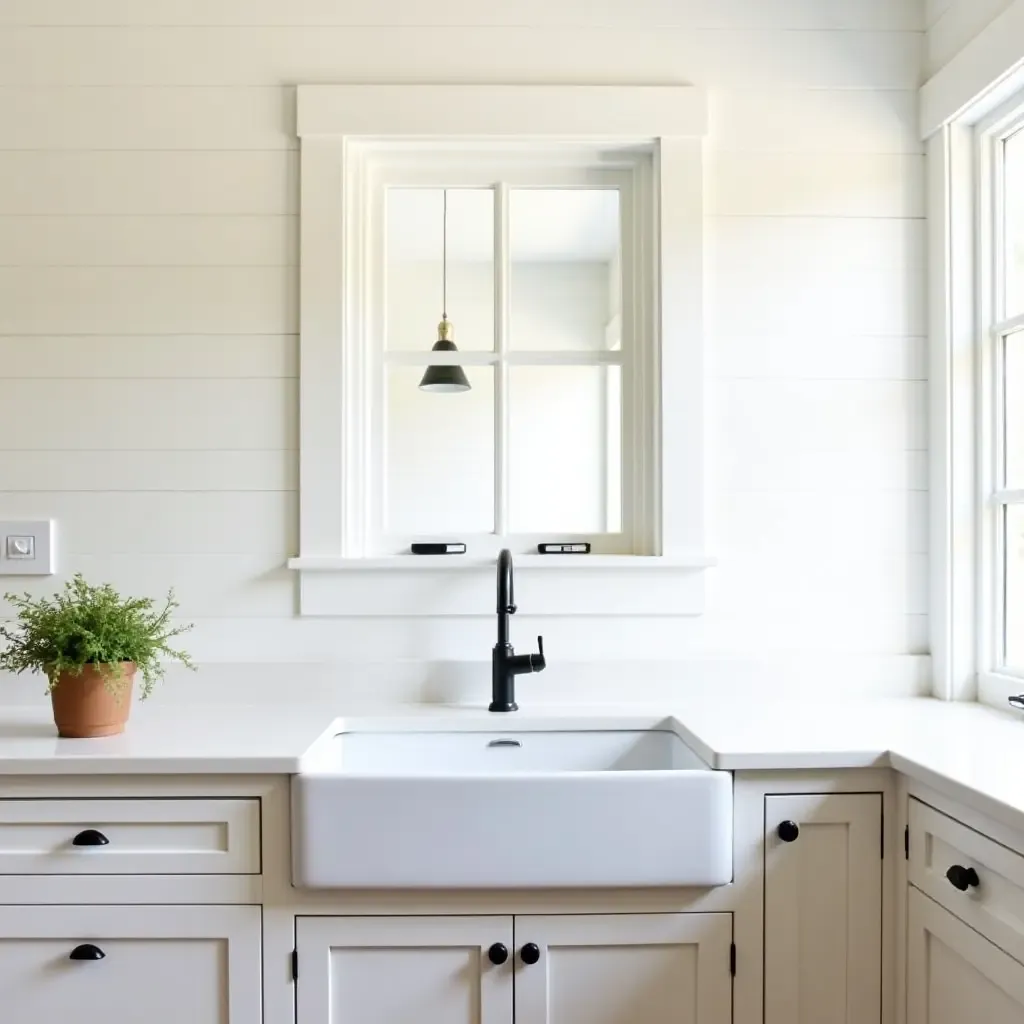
[419,189,472,393]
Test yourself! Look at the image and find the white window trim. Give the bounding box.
[928,82,1024,706]
[920,0,1024,140]
[288,84,712,616]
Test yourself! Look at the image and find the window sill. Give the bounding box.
[978,670,1024,711]
[287,554,715,616]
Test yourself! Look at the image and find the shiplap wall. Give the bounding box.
[0,0,928,693]
[926,0,1014,76]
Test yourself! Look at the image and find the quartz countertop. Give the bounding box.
[0,690,1021,833]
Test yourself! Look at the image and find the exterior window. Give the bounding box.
[996,126,1024,673]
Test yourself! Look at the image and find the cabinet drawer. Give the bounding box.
[909,797,1024,961]
[0,799,260,875]
[0,904,261,1024]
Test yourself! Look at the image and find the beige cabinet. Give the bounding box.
[907,887,1024,1024]
[0,904,261,1024]
[296,915,514,1024]
[514,912,732,1024]
[763,792,883,1024]
[296,912,732,1024]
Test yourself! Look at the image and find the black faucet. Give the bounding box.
[490,549,546,712]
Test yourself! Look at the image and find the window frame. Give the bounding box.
[288,84,712,617]
[977,96,1024,696]
[930,83,1024,705]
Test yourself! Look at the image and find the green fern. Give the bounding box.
[0,575,194,699]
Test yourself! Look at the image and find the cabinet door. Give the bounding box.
[0,904,261,1024]
[908,888,1024,1024]
[295,915,513,1024]
[514,913,732,1024]
[764,793,882,1024]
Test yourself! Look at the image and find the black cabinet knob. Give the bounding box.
[946,864,980,891]
[69,944,105,961]
[72,829,109,847]
[777,820,800,843]
[520,943,541,965]
[487,943,508,965]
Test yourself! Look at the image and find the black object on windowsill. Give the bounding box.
[411,542,466,555]
[1009,694,1024,711]
[538,542,591,554]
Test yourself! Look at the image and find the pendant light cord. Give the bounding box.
[442,188,447,320]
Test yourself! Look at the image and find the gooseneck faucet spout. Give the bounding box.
[497,549,514,647]
[490,549,546,712]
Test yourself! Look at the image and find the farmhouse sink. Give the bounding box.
[292,719,733,889]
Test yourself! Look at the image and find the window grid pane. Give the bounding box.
[1004,328,1024,490]
[385,187,495,353]
[507,365,623,534]
[1007,127,1024,318]
[1004,503,1024,673]
[384,366,495,535]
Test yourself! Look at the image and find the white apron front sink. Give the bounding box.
[292,719,733,889]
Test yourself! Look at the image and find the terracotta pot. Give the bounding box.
[50,663,136,738]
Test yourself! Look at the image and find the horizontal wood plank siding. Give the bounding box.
[0,0,929,679]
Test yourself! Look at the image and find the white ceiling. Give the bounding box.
[386,187,620,263]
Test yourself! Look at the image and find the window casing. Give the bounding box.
[289,85,711,616]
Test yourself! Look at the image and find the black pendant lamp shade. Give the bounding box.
[419,190,471,393]
[418,318,472,392]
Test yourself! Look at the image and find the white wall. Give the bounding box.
[0,0,928,696]
[926,0,1014,76]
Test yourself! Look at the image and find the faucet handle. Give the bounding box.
[531,635,546,672]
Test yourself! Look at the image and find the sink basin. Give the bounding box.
[293,719,733,889]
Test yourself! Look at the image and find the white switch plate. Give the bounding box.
[0,520,56,575]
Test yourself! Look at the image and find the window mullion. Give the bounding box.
[494,182,510,537]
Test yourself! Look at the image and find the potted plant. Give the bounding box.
[0,575,194,738]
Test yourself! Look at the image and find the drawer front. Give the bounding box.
[0,904,261,1024]
[0,799,260,875]
[909,797,1024,961]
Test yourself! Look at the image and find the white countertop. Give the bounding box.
[0,692,1021,833]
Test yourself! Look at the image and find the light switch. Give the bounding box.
[6,536,34,559]
[0,521,55,575]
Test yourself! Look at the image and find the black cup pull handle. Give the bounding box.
[487,943,508,965]
[69,944,105,961]
[777,820,800,843]
[72,829,109,847]
[946,864,980,891]
[520,943,541,965]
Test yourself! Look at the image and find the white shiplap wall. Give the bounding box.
[0,0,928,694]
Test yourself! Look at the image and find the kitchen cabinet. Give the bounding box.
[907,888,1024,1024]
[514,912,732,1024]
[296,915,514,1024]
[763,792,883,1024]
[0,904,261,1024]
[295,913,732,1024]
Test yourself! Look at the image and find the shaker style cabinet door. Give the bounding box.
[0,904,261,1024]
[763,793,883,1024]
[513,912,733,1024]
[295,915,514,1024]
[907,888,1024,1024]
